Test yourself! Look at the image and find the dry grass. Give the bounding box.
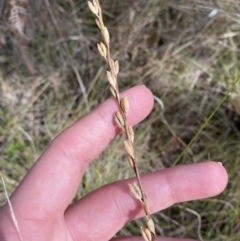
[8,0,36,74]
[0,0,240,240]
[88,1,155,240]
[0,172,23,241]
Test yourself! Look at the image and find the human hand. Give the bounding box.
[0,86,228,241]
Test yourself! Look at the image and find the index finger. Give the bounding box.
[8,86,154,219]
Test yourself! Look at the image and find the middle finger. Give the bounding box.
[64,162,227,241]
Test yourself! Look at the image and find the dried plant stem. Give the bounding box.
[88,1,156,241]
[0,172,23,241]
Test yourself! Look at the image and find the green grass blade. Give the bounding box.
[173,75,240,166]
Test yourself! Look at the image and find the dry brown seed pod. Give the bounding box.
[146,218,155,235]
[107,71,116,87]
[127,155,134,168]
[127,126,134,142]
[115,112,125,128]
[110,86,117,98]
[93,0,101,12]
[93,0,99,13]
[124,139,134,159]
[114,60,119,74]
[103,27,110,44]
[100,42,107,56]
[88,1,98,15]
[128,183,142,200]
[99,43,107,57]
[95,19,101,29]
[110,59,115,72]
[133,182,142,196]
[114,117,123,129]
[97,43,106,58]
[141,227,152,241]
[120,97,129,113]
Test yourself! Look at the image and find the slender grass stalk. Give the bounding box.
[0,172,23,241]
[173,75,240,166]
[87,1,156,241]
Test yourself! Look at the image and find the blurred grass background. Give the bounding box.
[0,0,240,240]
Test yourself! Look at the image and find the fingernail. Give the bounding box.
[217,162,223,166]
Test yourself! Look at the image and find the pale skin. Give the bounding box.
[0,86,228,241]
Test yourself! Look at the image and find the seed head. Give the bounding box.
[110,86,117,98]
[88,1,98,15]
[115,112,125,129]
[127,126,134,142]
[103,27,110,45]
[128,182,142,201]
[124,139,134,159]
[97,42,107,58]
[146,218,155,235]
[120,97,129,113]
[107,71,116,87]
[114,60,119,74]
[141,227,153,241]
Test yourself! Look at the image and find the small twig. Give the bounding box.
[87,1,156,241]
